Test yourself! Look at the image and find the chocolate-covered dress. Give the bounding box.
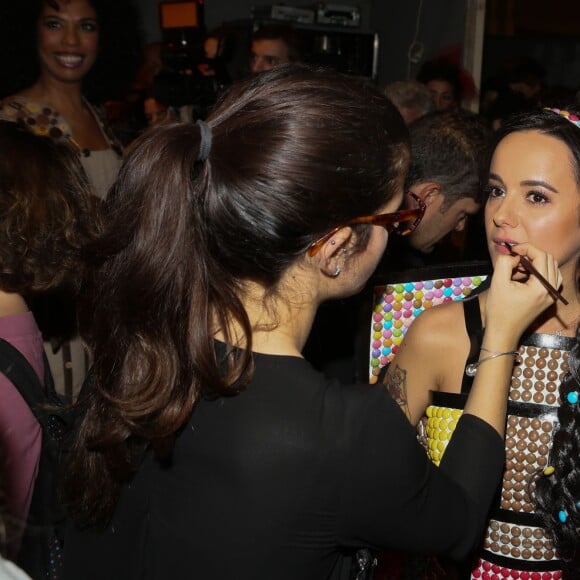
[424,296,572,579]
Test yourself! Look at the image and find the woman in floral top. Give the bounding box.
[0,0,139,399]
[0,0,139,200]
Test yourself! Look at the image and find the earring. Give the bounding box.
[332,266,341,277]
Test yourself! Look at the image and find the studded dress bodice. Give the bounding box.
[424,298,572,579]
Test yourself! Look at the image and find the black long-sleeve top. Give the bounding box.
[63,351,503,580]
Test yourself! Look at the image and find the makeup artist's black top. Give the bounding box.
[63,351,504,580]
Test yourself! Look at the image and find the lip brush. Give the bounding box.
[501,242,569,306]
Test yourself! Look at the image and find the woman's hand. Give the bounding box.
[484,243,562,350]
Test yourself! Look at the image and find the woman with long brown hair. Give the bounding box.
[62,65,560,579]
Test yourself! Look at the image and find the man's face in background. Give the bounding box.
[250,38,290,74]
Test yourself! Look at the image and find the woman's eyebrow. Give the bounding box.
[520,179,559,193]
[488,173,559,194]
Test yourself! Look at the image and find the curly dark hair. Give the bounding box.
[535,327,580,572]
[0,121,103,295]
[0,0,141,103]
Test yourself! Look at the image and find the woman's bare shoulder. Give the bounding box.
[404,300,467,347]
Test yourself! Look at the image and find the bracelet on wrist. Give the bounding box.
[480,346,519,355]
[465,348,520,377]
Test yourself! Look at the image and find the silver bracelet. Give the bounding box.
[465,349,519,377]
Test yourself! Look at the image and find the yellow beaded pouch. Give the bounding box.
[421,390,467,465]
[424,404,464,466]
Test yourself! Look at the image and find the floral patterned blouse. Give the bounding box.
[0,96,122,199]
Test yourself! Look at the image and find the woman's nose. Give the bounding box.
[63,24,80,46]
[490,195,518,228]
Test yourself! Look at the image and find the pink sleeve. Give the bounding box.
[0,373,42,529]
[0,312,45,555]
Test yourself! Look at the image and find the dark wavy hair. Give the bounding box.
[0,0,141,103]
[63,64,410,526]
[535,329,580,570]
[0,121,102,295]
[489,105,580,186]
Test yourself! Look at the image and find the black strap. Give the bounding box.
[0,338,66,437]
[0,338,49,420]
[460,296,483,395]
[0,338,67,578]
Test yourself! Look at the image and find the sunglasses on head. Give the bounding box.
[307,192,426,257]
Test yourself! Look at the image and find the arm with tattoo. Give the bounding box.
[383,363,410,419]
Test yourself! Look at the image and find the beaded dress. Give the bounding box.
[424,296,572,579]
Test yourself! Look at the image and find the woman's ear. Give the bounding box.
[315,227,353,277]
